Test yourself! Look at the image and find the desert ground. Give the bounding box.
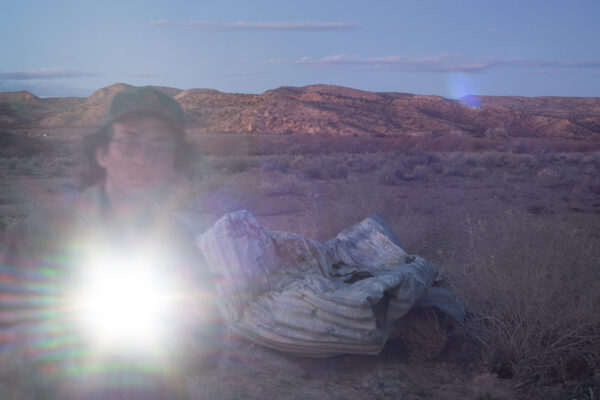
[0,127,599,399]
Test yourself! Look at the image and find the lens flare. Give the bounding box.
[1,233,222,397]
[75,251,174,353]
[447,73,481,108]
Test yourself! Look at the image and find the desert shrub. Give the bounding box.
[346,153,383,173]
[326,162,349,180]
[560,152,584,164]
[260,156,292,173]
[193,133,289,156]
[440,152,503,178]
[400,149,439,168]
[0,157,19,172]
[379,164,430,185]
[45,161,70,177]
[419,131,469,152]
[548,139,600,153]
[187,155,255,182]
[308,178,431,246]
[202,156,253,175]
[497,138,600,154]
[301,164,325,180]
[430,161,444,174]
[193,132,599,158]
[442,153,468,177]
[500,139,539,154]
[415,131,503,152]
[379,169,393,185]
[13,157,37,175]
[0,130,44,157]
[447,212,600,385]
[218,157,252,174]
[478,152,509,168]
[464,156,478,167]
[467,167,486,178]
[260,173,308,197]
[506,153,538,172]
[442,164,467,177]
[280,135,405,156]
[581,152,600,168]
[40,156,76,177]
[412,165,428,180]
[394,307,449,362]
[379,168,397,185]
[536,166,563,181]
[497,138,589,154]
[518,153,538,168]
[378,149,442,184]
[295,155,349,180]
[0,154,77,178]
[534,152,560,164]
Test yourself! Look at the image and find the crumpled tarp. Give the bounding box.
[197,210,462,357]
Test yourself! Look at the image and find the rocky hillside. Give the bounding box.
[0,90,81,127]
[1,83,599,138]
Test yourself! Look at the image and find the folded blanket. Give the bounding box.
[197,210,461,357]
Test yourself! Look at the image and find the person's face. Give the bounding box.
[96,116,178,200]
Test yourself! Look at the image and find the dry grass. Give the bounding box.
[293,155,349,180]
[0,155,77,178]
[446,211,600,384]
[303,178,427,243]
[2,131,599,395]
[394,308,449,363]
[191,131,600,156]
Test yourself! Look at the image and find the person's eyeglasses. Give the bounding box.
[110,138,176,159]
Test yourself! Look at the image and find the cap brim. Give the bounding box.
[107,106,185,132]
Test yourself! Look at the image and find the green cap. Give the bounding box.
[105,86,185,131]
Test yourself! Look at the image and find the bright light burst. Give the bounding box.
[75,250,174,353]
[0,236,221,397]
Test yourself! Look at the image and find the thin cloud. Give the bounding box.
[318,54,350,63]
[148,20,218,28]
[149,20,358,31]
[261,54,600,73]
[188,21,220,28]
[490,59,600,69]
[256,58,288,67]
[222,21,357,31]
[289,53,482,72]
[536,70,562,76]
[126,72,160,78]
[0,68,96,80]
[293,56,312,64]
[560,59,600,68]
[216,72,269,77]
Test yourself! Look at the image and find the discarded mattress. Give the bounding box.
[197,210,462,357]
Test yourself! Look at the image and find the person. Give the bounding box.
[0,86,219,399]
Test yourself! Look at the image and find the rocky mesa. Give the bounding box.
[1,83,599,138]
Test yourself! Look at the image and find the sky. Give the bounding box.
[1,0,599,98]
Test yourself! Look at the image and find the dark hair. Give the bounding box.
[80,112,196,189]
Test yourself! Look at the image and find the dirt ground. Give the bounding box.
[1,133,599,400]
[186,334,521,400]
